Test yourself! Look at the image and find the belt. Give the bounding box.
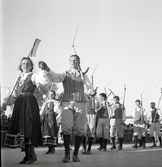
[19,92,33,96]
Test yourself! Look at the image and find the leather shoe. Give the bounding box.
[86,149,91,155]
[102,148,107,152]
[73,155,80,162]
[132,145,138,148]
[45,150,50,154]
[110,145,116,150]
[62,154,70,163]
[118,147,123,150]
[26,155,37,164]
[19,157,29,164]
[82,148,86,154]
[150,144,157,148]
[97,146,103,151]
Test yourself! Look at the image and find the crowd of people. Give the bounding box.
[1,55,162,164]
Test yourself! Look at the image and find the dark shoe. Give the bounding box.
[158,144,162,148]
[19,157,29,164]
[82,148,86,154]
[150,144,157,148]
[143,144,146,148]
[132,145,138,148]
[118,147,123,150]
[138,143,143,147]
[45,150,50,154]
[102,148,107,152]
[73,155,80,162]
[26,156,37,164]
[97,146,103,151]
[62,154,70,163]
[50,147,55,154]
[86,149,91,155]
[110,145,116,150]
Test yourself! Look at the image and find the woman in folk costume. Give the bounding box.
[40,90,59,154]
[1,57,53,164]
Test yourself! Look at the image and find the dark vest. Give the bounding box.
[62,71,86,102]
[97,102,108,118]
[152,109,160,122]
[113,104,123,119]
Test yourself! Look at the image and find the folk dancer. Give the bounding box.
[82,94,98,155]
[147,102,162,147]
[39,55,96,163]
[96,93,110,151]
[1,57,53,164]
[109,96,126,150]
[40,90,59,154]
[132,99,148,148]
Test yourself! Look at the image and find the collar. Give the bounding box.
[69,69,80,77]
[20,72,33,79]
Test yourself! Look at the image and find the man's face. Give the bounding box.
[135,102,140,107]
[150,103,155,109]
[113,98,119,104]
[69,56,80,69]
[99,95,105,102]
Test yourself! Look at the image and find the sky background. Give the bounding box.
[1,0,162,116]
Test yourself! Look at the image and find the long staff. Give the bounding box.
[104,80,115,118]
[122,85,126,109]
[4,38,41,107]
[91,64,99,108]
[141,89,146,124]
[72,26,88,82]
[153,88,162,122]
[71,26,99,96]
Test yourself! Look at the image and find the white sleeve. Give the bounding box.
[132,108,135,119]
[84,74,94,94]
[122,106,126,121]
[144,111,148,122]
[40,102,47,116]
[3,85,18,106]
[147,110,152,122]
[42,70,66,83]
[158,109,162,122]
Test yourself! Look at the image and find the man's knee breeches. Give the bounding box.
[61,101,86,136]
[110,119,124,138]
[133,124,146,139]
[96,118,110,139]
[149,122,161,137]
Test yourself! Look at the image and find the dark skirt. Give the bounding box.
[41,112,58,137]
[6,94,42,147]
[41,111,58,146]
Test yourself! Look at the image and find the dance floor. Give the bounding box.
[1,143,162,167]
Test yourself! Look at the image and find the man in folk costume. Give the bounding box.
[39,55,96,163]
[109,96,126,150]
[147,102,162,147]
[82,94,98,155]
[132,99,148,148]
[96,93,110,151]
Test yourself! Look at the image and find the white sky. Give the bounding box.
[1,0,162,116]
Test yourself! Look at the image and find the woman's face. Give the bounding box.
[21,59,32,73]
